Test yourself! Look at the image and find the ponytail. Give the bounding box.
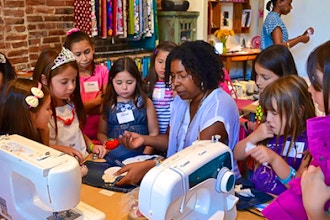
[266,0,277,11]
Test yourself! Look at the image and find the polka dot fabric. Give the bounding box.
[74,0,92,35]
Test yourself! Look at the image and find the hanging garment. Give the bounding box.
[74,0,92,35]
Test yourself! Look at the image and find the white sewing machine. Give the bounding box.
[0,134,105,220]
[139,139,239,220]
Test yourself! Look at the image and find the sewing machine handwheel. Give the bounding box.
[215,167,235,193]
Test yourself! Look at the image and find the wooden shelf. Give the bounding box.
[208,0,250,35]
[233,1,251,34]
[208,1,221,35]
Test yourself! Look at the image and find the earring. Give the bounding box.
[201,82,204,90]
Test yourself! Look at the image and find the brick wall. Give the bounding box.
[0,0,75,72]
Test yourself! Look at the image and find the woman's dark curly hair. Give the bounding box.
[165,40,224,90]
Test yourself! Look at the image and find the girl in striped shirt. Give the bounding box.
[145,41,177,136]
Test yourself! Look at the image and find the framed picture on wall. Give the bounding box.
[242,9,252,27]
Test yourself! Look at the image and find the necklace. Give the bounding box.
[56,108,75,126]
[175,91,209,153]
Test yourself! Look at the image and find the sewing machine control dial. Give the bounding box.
[215,167,235,193]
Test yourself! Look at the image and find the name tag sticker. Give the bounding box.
[84,81,99,93]
[152,88,165,99]
[282,141,305,158]
[117,110,135,124]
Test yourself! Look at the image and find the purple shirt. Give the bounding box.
[251,131,308,195]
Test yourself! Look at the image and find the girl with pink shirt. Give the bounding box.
[64,29,109,140]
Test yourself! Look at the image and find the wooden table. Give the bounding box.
[239,100,259,114]
[220,49,260,80]
[80,184,266,219]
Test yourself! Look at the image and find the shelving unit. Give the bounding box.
[94,49,152,79]
[233,0,251,34]
[157,11,199,45]
[208,0,251,35]
[208,1,222,35]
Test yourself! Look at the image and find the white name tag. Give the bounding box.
[152,88,165,99]
[282,141,305,158]
[83,81,99,93]
[116,110,135,124]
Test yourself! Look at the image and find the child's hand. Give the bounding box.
[92,144,107,158]
[254,123,274,140]
[302,165,330,219]
[58,146,84,163]
[50,145,84,163]
[301,27,314,43]
[247,145,277,165]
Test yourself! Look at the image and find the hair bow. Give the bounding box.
[0,53,6,64]
[67,28,80,36]
[25,82,44,108]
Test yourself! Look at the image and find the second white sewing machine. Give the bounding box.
[139,139,239,220]
[0,134,105,220]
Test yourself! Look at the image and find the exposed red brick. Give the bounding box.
[8,49,29,57]
[46,1,69,6]
[4,1,25,8]
[29,54,39,61]
[6,35,27,41]
[44,16,64,22]
[49,29,66,36]
[34,8,54,14]
[26,16,43,22]
[1,0,74,70]
[13,26,26,33]
[3,9,25,17]
[37,23,56,30]
[57,23,75,29]
[27,24,37,31]
[28,39,41,46]
[63,15,74,22]
[11,41,28,49]
[4,18,24,25]
[5,26,12,32]
[26,0,46,6]
[43,36,61,44]
[29,31,48,38]
[55,8,74,15]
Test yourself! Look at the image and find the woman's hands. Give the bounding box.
[118,131,144,150]
[115,160,156,186]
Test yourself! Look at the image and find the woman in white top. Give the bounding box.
[116,40,240,185]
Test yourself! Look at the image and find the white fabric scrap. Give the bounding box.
[234,184,255,197]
